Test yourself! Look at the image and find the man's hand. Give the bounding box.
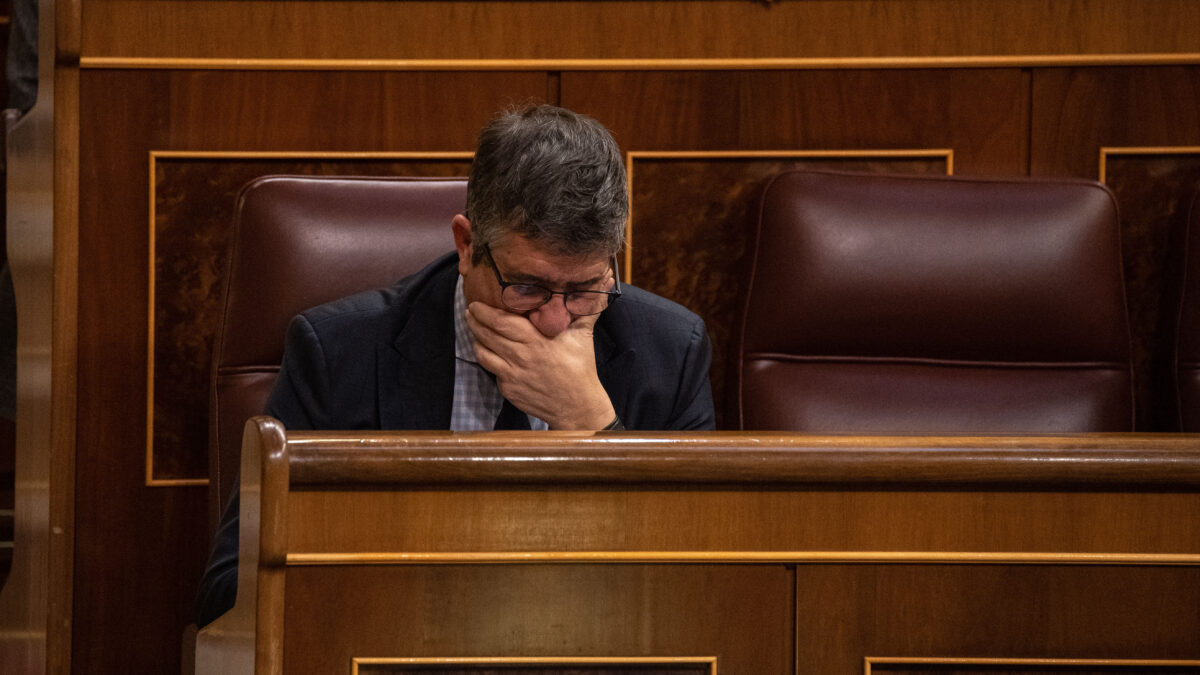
[466,301,616,430]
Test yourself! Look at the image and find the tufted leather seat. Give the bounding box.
[1176,189,1200,431]
[208,175,464,529]
[733,170,1134,433]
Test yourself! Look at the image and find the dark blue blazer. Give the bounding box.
[196,252,715,625]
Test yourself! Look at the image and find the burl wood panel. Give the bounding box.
[1102,153,1200,431]
[76,68,545,674]
[629,155,948,429]
[284,565,792,674]
[152,157,470,481]
[796,565,1200,674]
[1032,67,1200,429]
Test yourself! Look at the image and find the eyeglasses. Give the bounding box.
[482,244,621,316]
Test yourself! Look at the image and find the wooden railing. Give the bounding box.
[197,417,1200,674]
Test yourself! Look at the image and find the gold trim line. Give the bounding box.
[1099,146,1200,182]
[352,656,717,675]
[865,657,1200,671]
[287,551,1200,565]
[82,54,1200,71]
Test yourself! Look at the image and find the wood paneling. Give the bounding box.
[81,1,1200,61]
[74,69,545,674]
[198,425,1200,674]
[286,565,791,674]
[563,70,1027,170]
[1031,67,1200,178]
[50,6,1200,674]
[1031,67,1200,428]
[798,565,1200,673]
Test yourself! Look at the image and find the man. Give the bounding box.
[196,104,715,626]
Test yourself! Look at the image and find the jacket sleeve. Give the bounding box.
[264,314,331,431]
[668,316,717,431]
[194,476,240,627]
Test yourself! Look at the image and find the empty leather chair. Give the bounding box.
[733,170,1134,433]
[1176,188,1200,431]
[208,175,464,528]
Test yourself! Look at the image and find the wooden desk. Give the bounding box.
[197,418,1200,674]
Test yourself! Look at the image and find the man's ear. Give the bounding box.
[451,214,473,275]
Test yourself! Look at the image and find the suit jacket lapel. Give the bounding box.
[378,264,457,430]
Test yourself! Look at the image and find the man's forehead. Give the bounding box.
[489,236,612,286]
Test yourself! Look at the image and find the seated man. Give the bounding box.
[195,104,716,626]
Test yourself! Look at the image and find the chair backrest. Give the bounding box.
[733,170,1134,433]
[209,175,464,528]
[1177,189,1200,431]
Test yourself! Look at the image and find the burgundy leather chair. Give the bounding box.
[1176,188,1200,431]
[733,170,1135,433]
[208,175,464,529]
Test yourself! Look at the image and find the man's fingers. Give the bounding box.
[468,302,536,342]
[568,311,601,333]
[471,339,510,377]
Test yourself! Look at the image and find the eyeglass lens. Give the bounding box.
[501,286,612,315]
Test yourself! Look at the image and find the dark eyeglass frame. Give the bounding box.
[482,244,622,316]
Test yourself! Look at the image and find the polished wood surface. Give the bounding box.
[196,419,1200,674]
[285,432,1200,486]
[81,1,1200,61]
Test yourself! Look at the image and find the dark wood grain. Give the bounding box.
[799,566,1200,673]
[81,0,1200,60]
[285,565,791,674]
[1031,67,1200,429]
[563,69,1027,173]
[196,425,1200,674]
[283,429,1200,487]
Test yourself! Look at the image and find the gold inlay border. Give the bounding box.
[286,550,1200,566]
[624,149,953,280]
[82,53,1200,72]
[1099,146,1200,182]
[865,656,1200,673]
[351,656,717,675]
[145,151,474,487]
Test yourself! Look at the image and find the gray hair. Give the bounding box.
[464,104,628,265]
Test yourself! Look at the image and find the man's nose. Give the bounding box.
[528,295,572,337]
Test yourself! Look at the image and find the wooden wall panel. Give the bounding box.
[81,0,1200,61]
[58,30,1200,675]
[796,565,1200,674]
[283,565,793,674]
[74,69,545,674]
[1032,67,1200,429]
[563,70,1026,170]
